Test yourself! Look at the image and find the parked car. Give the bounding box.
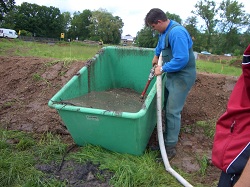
[224,53,232,56]
[201,51,211,55]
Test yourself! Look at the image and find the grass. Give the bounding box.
[0,38,101,61]
[0,128,194,187]
[0,129,67,187]
[70,145,189,187]
[32,73,43,81]
[0,101,14,109]
[196,154,209,176]
[196,60,242,77]
[195,120,216,139]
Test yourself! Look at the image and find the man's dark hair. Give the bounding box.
[145,8,168,26]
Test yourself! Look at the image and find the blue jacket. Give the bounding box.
[155,20,193,73]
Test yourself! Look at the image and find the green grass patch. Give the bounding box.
[0,39,18,53]
[45,58,79,68]
[195,120,216,138]
[196,60,242,76]
[69,144,192,187]
[0,129,67,187]
[0,39,101,61]
[32,73,43,81]
[0,128,198,187]
[196,154,209,176]
[0,101,14,110]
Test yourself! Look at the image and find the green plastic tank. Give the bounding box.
[48,46,164,155]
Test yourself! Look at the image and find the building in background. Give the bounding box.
[121,34,134,46]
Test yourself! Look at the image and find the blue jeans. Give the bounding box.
[163,73,196,146]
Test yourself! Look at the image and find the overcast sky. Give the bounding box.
[15,0,250,37]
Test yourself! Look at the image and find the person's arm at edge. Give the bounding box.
[234,157,250,187]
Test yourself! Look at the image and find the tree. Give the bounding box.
[135,27,158,48]
[88,9,123,44]
[68,10,92,41]
[218,0,249,33]
[7,2,64,38]
[184,16,203,52]
[167,11,182,24]
[217,0,250,52]
[192,0,218,50]
[0,4,17,29]
[184,16,199,39]
[61,11,72,33]
[135,11,182,48]
[0,0,15,25]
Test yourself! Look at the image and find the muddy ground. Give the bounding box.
[0,54,240,186]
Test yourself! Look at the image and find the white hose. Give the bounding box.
[156,53,193,187]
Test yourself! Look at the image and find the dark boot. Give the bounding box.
[165,145,176,160]
[149,145,176,161]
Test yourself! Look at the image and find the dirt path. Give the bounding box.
[0,55,239,186]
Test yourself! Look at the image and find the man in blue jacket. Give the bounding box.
[145,8,196,159]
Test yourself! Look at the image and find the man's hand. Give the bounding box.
[154,65,163,76]
[152,55,159,66]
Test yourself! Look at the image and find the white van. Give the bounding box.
[0,28,18,39]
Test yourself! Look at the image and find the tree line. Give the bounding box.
[0,1,123,44]
[1,0,250,55]
[136,0,250,55]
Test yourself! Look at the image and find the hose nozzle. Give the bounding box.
[140,65,156,99]
[148,65,156,80]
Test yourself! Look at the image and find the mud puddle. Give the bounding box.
[63,88,145,113]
